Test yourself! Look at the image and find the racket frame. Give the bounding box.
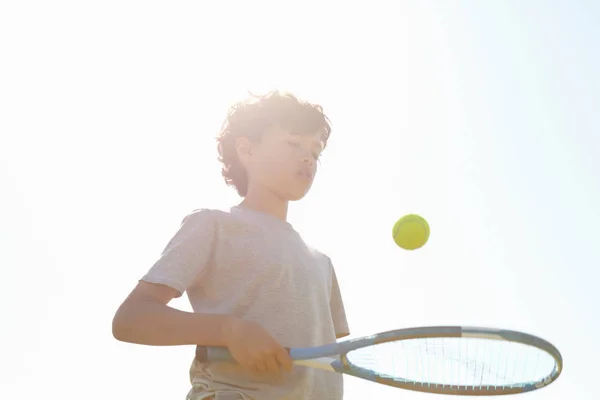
[195,326,563,396]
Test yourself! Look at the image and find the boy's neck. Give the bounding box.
[240,188,289,222]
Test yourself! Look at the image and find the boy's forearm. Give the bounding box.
[112,300,234,347]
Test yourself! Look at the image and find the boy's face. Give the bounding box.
[238,126,325,201]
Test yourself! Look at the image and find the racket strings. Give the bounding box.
[345,337,556,390]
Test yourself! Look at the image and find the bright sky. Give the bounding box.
[1,1,598,399]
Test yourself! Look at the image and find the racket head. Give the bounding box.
[332,326,562,396]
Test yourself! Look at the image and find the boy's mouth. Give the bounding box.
[297,170,313,180]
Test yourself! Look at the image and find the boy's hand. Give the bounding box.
[224,317,293,374]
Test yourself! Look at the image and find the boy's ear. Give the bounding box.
[236,137,252,165]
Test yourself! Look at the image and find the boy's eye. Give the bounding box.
[286,140,320,160]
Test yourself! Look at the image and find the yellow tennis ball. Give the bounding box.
[392,214,430,250]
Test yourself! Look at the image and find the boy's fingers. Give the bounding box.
[276,347,293,371]
[265,356,280,374]
[253,361,267,373]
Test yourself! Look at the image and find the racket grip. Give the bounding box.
[195,346,293,363]
[195,346,233,362]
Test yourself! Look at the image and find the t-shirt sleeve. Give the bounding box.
[141,209,217,297]
[330,263,350,338]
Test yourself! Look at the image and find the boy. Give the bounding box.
[112,91,350,400]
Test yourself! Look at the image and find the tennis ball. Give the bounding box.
[392,214,430,250]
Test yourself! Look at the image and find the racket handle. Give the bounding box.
[195,346,233,362]
[195,346,295,363]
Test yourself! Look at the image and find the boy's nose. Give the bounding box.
[301,156,313,167]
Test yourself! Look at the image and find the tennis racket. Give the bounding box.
[195,326,562,396]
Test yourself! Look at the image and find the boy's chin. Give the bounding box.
[288,194,307,202]
[275,181,314,202]
[285,188,312,202]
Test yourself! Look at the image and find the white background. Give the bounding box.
[1,1,598,399]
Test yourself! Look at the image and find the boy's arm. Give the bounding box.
[112,210,228,346]
[112,280,233,347]
[112,280,293,373]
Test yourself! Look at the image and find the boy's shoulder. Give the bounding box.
[302,242,332,263]
[178,207,247,227]
[180,207,225,221]
[180,206,268,226]
[181,207,263,236]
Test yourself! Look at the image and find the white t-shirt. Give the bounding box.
[142,206,350,400]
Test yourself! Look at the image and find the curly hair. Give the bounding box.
[216,90,332,196]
